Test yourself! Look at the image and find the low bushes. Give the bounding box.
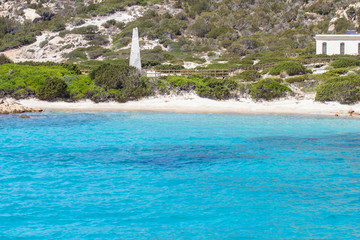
[59,25,99,37]
[315,75,360,104]
[285,75,308,84]
[166,76,198,90]
[328,68,348,75]
[162,75,237,100]
[330,59,360,68]
[232,70,261,82]
[90,63,151,102]
[0,54,12,65]
[269,61,307,76]
[0,17,38,51]
[18,61,82,75]
[0,63,76,99]
[196,78,237,99]
[154,64,185,70]
[250,79,292,100]
[36,77,69,100]
[63,47,111,60]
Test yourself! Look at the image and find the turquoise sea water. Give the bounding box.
[1,112,360,239]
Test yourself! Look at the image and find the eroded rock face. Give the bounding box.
[0,99,43,114]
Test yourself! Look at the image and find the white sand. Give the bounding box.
[14,94,357,117]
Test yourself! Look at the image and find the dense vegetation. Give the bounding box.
[36,77,69,100]
[0,63,239,101]
[2,1,360,104]
[315,75,360,104]
[1,0,360,66]
[250,79,292,100]
[1,59,360,104]
[269,62,307,76]
[330,59,360,68]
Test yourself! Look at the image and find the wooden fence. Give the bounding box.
[81,57,355,77]
[144,57,342,78]
[145,69,231,78]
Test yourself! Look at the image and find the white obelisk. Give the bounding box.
[129,27,141,71]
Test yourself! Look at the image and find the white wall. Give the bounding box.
[316,40,360,55]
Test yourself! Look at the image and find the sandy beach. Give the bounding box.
[10,93,357,117]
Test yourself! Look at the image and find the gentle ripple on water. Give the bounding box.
[0,112,360,239]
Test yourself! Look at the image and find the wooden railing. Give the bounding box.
[144,57,342,78]
[81,57,356,77]
[145,69,232,78]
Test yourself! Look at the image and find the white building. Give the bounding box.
[315,32,360,55]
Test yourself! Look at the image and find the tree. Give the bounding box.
[90,64,151,102]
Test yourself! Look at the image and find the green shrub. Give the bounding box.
[90,63,151,102]
[183,57,206,64]
[285,75,307,84]
[12,88,34,99]
[88,35,109,46]
[0,54,12,65]
[334,18,353,33]
[330,59,360,68]
[269,61,307,76]
[206,26,232,39]
[154,64,185,70]
[328,68,349,75]
[86,46,111,59]
[232,70,261,82]
[49,21,66,32]
[36,77,69,100]
[142,60,161,69]
[189,19,213,37]
[250,79,292,100]
[113,37,131,48]
[36,8,55,21]
[39,40,48,48]
[63,49,87,60]
[72,18,85,26]
[166,76,198,90]
[315,75,360,104]
[0,17,38,51]
[59,44,74,51]
[17,61,82,75]
[60,25,98,38]
[309,71,339,82]
[195,78,237,100]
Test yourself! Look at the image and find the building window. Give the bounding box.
[340,42,345,55]
[322,42,327,54]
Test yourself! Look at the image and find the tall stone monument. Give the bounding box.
[129,27,142,71]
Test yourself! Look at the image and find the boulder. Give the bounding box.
[18,115,32,119]
[0,99,43,114]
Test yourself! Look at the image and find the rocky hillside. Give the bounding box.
[1,0,360,68]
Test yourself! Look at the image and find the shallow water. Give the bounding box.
[1,112,360,239]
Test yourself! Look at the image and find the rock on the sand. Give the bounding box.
[0,99,43,114]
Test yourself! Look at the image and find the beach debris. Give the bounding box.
[0,99,43,114]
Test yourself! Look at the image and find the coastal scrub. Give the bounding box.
[315,75,360,104]
[36,77,69,100]
[250,79,292,100]
[269,61,307,76]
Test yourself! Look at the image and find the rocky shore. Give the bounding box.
[0,99,43,114]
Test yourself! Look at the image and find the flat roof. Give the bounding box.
[315,34,360,40]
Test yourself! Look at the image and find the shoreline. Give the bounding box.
[10,94,357,117]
